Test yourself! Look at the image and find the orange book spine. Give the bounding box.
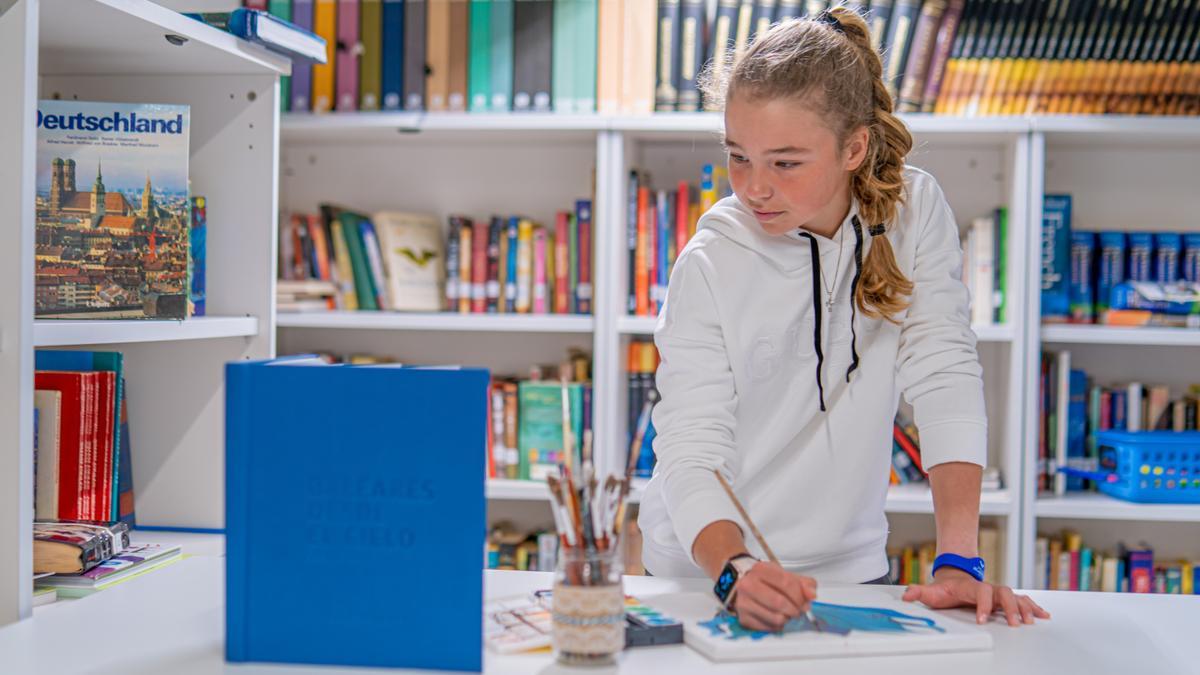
[312,0,337,113]
[634,187,649,316]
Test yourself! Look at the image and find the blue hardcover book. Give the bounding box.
[505,217,519,312]
[225,357,488,670]
[381,0,405,110]
[187,8,327,62]
[34,350,132,523]
[1041,194,1072,320]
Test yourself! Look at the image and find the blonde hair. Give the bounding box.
[700,7,914,322]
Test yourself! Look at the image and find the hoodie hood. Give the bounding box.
[696,194,865,274]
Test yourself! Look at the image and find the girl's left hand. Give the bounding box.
[901,567,1051,627]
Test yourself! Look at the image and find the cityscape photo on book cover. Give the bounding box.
[36,101,191,319]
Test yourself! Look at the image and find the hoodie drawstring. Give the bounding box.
[798,232,827,412]
[846,216,865,381]
[801,216,876,412]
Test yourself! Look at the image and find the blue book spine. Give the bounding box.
[1097,231,1126,313]
[1128,232,1154,282]
[1069,231,1095,323]
[1041,194,1072,319]
[1067,369,1088,491]
[1111,390,1127,430]
[381,0,405,110]
[1183,233,1200,283]
[1155,232,1182,283]
[224,361,252,662]
[505,217,519,312]
[291,0,315,111]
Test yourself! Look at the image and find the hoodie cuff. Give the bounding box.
[665,474,750,568]
[917,419,988,470]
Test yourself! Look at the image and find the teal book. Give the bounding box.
[268,0,293,112]
[226,357,488,669]
[469,0,493,111]
[551,0,575,113]
[574,0,597,112]
[517,381,583,480]
[490,0,514,110]
[326,206,380,311]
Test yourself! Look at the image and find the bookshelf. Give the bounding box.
[0,0,286,623]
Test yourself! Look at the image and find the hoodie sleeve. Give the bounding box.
[651,248,750,566]
[895,174,989,470]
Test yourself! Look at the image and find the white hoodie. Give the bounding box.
[637,166,987,583]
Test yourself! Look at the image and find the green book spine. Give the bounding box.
[338,212,380,311]
[552,0,575,112]
[360,0,383,110]
[268,0,294,111]
[490,0,514,110]
[575,0,597,112]
[470,0,493,111]
[517,382,583,480]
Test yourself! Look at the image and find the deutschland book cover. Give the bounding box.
[36,101,192,319]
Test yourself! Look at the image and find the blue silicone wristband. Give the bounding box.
[932,553,986,582]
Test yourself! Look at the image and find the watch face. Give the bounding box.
[714,565,737,603]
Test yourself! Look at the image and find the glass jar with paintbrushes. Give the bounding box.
[547,379,636,666]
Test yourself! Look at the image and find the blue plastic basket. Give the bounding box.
[1061,431,1200,504]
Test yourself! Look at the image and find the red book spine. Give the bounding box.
[675,181,690,268]
[892,424,925,475]
[95,373,116,520]
[472,219,489,313]
[243,0,269,9]
[555,211,570,314]
[35,372,85,519]
[644,188,657,316]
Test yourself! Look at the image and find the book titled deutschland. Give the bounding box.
[36,101,191,319]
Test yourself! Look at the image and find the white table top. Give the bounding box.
[3,543,1197,675]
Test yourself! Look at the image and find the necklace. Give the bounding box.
[818,225,846,312]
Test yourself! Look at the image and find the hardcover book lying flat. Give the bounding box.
[225,356,489,671]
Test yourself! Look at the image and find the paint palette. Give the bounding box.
[625,596,684,647]
[484,595,553,654]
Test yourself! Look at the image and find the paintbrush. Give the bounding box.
[713,469,819,631]
[624,391,658,482]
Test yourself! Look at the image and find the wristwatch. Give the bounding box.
[713,554,758,609]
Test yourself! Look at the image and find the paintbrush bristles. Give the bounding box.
[544,467,629,561]
[713,469,780,565]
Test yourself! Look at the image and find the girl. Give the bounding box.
[636,8,1049,632]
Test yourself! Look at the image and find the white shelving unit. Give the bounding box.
[1018,120,1200,588]
[0,0,286,624]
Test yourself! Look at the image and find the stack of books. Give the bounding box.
[1034,531,1200,594]
[33,520,182,599]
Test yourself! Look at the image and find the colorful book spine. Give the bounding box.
[291,0,316,112]
[335,0,361,111]
[445,218,461,311]
[472,219,489,313]
[486,217,503,312]
[554,211,570,314]
[533,227,548,314]
[458,217,473,313]
[312,0,338,112]
[469,0,494,111]
[574,0,598,112]
[654,0,681,112]
[360,0,384,110]
[381,0,405,110]
[516,219,533,313]
[576,199,592,315]
[404,0,427,110]
[490,0,514,111]
[552,0,576,113]
[1041,194,1072,321]
[505,217,519,312]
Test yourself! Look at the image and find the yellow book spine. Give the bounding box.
[312,0,338,113]
[329,220,360,310]
[515,219,533,314]
[458,223,472,314]
[933,59,961,114]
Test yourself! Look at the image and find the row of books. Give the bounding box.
[35,101,205,320]
[1039,349,1200,494]
[485,516,646,574]
[280,203,594,314]
[1042,194,1200,328]
[960,207,1008,326]
[34,351,136,525]
[627,341,660,478]
[930,0,1200,116]
[887,525,1003,585]
[489,353,594,480]
[33,521,181,598]
[625,166,730,317]
[1034,530,1200,593]
[445,206,594,315]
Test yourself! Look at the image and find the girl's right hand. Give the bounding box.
[730,561,818,632]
